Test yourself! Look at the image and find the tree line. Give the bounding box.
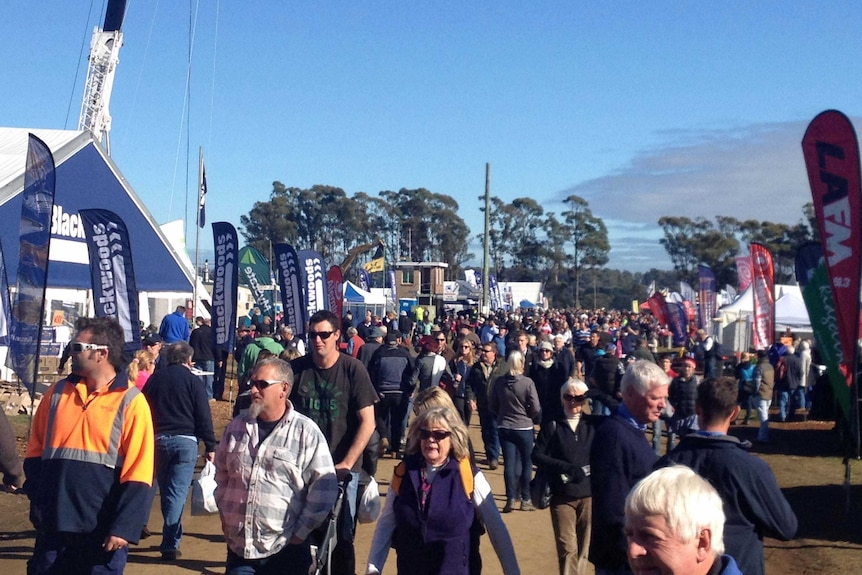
[657,206,817,288]
[240,182,471,271]
[240,182,814,309]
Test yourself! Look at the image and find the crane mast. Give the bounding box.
[77,0,127,155]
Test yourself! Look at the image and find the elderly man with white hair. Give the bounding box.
[589,360,670,575]
[624,465,742,575]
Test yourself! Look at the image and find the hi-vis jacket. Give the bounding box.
[24,372,155,543]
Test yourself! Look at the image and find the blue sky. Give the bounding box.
[4,2,862,273]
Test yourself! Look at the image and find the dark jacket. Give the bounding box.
[780,353,804,391]
[589,354,621,396]
[143,363,216,452]
[189,324,215,362]
[466,359,509,410]
[668,374,699,418]
[531,361,568,423]
[369,343,414,394]
[532,416,595,500]
[589,412,657,571]
[358,340,383,368]
[657,433,798,575]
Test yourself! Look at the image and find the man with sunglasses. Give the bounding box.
[216,357,338,575]
[432,328,455,363]
[290,310,377,575]
[25,317,155,574]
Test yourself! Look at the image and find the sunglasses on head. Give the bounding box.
[71,342,108,353]
[419,429,451,441]
[249,378,284,390]
[308,330,335,340]
[563,394,587,402]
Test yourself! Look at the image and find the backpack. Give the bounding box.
[390,456,474,500]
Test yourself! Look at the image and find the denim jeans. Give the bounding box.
[778,388,806,421]
[740,393,756,423]
[590,399,612,416]
[477,406,500,461]
[498,427,534,501]
[155,435,199,552]
[195,360,216,399]
[757,399,772,441]
[226,543,311,575]
[330,471,359,575]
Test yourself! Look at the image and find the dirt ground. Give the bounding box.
[2,392,862,574]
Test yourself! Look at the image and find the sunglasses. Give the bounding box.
[480,349,495,354]
[436,338,446,342]
[308,330,336,340]
[419,429,451,441]
[249,378,284,390]
[71,342,109,353]
[563,394,587,402]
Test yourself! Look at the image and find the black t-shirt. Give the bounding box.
[290,353,377,471]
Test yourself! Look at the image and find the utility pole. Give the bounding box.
[482,163,490,314]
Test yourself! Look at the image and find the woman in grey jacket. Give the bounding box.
[490,350,541,512]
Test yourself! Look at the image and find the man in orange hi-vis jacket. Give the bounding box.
[24,317,155,574]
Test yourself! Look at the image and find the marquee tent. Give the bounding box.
[343,281,386,305]
[717,284,809,329]
[342,281,386,320]
[0,127,194,292]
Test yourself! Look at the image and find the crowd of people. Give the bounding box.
[0,303,806,575]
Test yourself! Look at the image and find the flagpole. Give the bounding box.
[482,163,490,315]
[194,147,202,318]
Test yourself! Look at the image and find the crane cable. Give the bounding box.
[125,0,163,139]
[64,0,101,130]
[168,0,201,236]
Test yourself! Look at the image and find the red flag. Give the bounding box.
[750,243,774,351]
[735,256,752,292]
[326,265,343,320]
[802,110,862,370]
[646,291,670,327]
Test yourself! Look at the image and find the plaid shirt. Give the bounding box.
[215,403,337,559]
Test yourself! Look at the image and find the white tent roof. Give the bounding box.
[718,284,810,329]
[774,291,811,327]
[343,281,386,305]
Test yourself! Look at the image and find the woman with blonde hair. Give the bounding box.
[449,337,478,425]
[490,350,540,513]
[130,349,157,390]
[367,407,519,575]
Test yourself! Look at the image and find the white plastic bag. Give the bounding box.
[357,476,381,524]
[191,460,219,515]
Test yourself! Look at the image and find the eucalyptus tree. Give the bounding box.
[562,195,610,307]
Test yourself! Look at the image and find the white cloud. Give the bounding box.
[561,120,822,271]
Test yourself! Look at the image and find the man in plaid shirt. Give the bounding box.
[215,357,338,575]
